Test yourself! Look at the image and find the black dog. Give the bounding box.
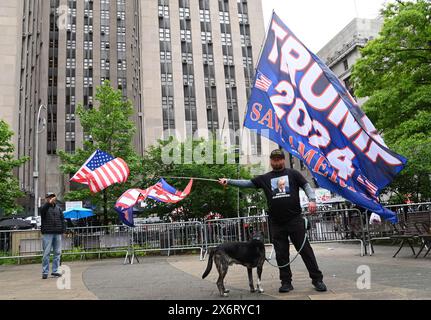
[202,232,266,297]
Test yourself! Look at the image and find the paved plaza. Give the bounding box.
[0,243,430,300]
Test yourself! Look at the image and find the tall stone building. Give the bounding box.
[140,0,267,156]
[2,0,143,212]
[1,0,273,213]
[317,18,383,106]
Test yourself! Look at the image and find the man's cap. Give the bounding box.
[270,149,286,159]
[45,192,56,198]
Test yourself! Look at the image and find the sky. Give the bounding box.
[261,0,393,52]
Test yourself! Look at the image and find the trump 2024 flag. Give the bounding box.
[71,149,130,193]
[244,12,407,223]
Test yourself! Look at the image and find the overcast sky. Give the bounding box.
[261,0,393,52]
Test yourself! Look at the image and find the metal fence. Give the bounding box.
[364,202,431,255]
[202,210,366,258]
[202,216,274,260]
[0,225,132,262]
[306,208,366,256]
[131,221,205,261]
[1,203,430,263]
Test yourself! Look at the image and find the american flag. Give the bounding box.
[254,72,272,92]
[148,179,193,203]
[115,179,193,227]
[115,188,148,227]
[70,149,129,193]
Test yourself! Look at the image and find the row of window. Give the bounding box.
[160,1,175,131]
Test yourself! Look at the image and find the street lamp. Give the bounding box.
[34,104,47,217]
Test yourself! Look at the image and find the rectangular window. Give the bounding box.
[221,33,232,46]
[219,11,230,24]
[180,29,192,42]
[199,9,210,22]
[238,13,248,24]
[159,28,171,41]
[66,77,76,87]
[158,5,169,17]
[201,31,212,44]
[179,7,190,20]
[117,42,126,52]
[84,41,93,50]
[343,59,349,71]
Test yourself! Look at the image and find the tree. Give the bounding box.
[138,138,267,220]
[59,81,142,224]
[0,120,29,215]
[351,0,431,202]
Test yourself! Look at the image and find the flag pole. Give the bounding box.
[164,176,220,183]
[242,9,275,122]
[240,9,276,158]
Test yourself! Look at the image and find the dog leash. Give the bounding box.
[265,217,309,269]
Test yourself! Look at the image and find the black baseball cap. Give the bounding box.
[46,192,56,198]
[270,149,285,159]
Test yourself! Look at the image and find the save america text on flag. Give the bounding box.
[244,12,407,223]
[70,149,130,193]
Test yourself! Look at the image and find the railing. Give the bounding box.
[131,221,205,261]
[1,202,430,263]
[305,208,365,256]
[364,202,431,255]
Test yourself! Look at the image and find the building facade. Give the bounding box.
[140,0,269,159]
[317,18,383,106]
[5,0,143,212]
[3,0,277,213]
[0,1,26,157]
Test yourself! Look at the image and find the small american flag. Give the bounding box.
[115,188,148,227]
[147,179,194,203]
[254,72,272,92]
[115,179,193,227]
[71,149,129,193]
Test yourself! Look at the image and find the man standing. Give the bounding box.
[40,193,65,279]
[219,149,327,293]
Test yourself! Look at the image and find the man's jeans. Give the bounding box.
[42,234,62,275]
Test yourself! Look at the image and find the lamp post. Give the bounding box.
[34,104,47,217]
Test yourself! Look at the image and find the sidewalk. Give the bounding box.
[0,243,430,300]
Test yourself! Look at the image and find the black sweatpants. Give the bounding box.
[270,216,323,284]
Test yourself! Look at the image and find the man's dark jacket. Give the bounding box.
[40,203,66,235]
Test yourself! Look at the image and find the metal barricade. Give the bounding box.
[203,210,365,259]
[9,203,431,262]
[203,216,272,247]
[132,221,205,260]
[203,216,273,261]
[63,225,131,259]
[305,209,365,256]
[365,202,431,255]
[0,229,43,260]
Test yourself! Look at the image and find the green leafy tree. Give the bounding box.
[0,120,29,215]
[59,81,142,224]
[138,138,266,220]
[351,0,431,202]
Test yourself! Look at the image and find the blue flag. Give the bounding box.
[244,12,407,223]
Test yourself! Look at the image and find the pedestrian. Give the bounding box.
[40,192,66,279]
[219,149,327,293]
